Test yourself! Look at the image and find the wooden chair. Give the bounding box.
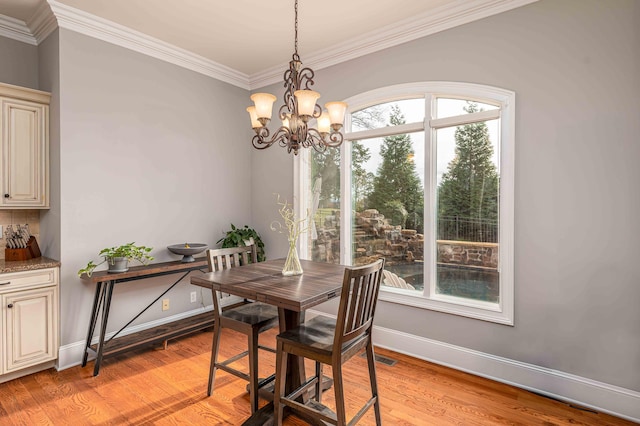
[274,258,385,426]
[205,245,279,413]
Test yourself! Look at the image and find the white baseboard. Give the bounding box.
[59,306,639,423]
[375,322,639,422]
[307,310,639,423]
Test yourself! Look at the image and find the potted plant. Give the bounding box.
[217,224,266,262]
[78,242,154,277]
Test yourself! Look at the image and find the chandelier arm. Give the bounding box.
[297,67,315,91]
[325,131,344,147]
[251,127,292,150]
[306,128,344,149]
[307,132,329,154]
[313,104,322,119]
[305,129,326,150]
[278,104,289,122]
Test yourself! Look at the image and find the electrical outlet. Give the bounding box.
[190,291,197,303]
[162,298,170,311]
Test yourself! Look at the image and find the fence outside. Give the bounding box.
[437,215,498,243]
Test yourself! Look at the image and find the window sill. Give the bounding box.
[379,287,514,325]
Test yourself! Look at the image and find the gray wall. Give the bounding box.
[251,0,640,392]
[38,30,61,263]
[0,35,38,88]
[56,29,253,346]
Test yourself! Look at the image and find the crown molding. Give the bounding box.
[249,0,539,90]
[47,0,250,89]
[0,14,37,45]
[1,0,537,91]
[29,1,58,44]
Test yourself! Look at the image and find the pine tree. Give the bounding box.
[368,105,424,232]
[437,102,498,242]
[312,148,340,208]
[352,141,374,211]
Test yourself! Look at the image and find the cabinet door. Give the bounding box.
[0,97,49,208]
[3,286,58,372]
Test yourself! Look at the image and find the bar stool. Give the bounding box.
[206,245,279,413]
[274,258,385,425]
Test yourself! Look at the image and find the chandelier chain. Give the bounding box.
[294,0,298,55]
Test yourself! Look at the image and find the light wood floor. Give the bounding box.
[0,328,634,425]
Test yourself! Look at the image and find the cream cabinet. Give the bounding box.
[0,82,50,209]
[0,267,59,381]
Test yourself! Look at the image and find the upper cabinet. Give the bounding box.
[0,82,50,209]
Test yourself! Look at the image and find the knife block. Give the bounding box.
[5,236,41,261]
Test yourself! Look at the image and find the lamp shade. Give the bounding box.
[246,106,261,128]
[317,111,331,134]
[325,101,347,125]
[251,93,277,119]
[294,90,320,116]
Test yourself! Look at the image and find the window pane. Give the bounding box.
[350,104,425,291]
[351,99,424,132]
[436,98,498,119]
[436,112,500,303]
[309,149,341,264]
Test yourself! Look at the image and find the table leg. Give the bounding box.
[241,308,318,426]
[93,280,115,376]
[82,282,105,367]
[279,308,307,398]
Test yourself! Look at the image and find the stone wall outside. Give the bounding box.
[312,209,498,270]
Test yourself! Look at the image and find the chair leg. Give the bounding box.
[315,361,323,404]
[274,340,288,426]
[248,329,259,413]
[366,343,382,425]
[208,321,222,396]
[332,362,347,426]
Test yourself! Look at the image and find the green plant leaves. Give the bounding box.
[217,224,266,262]
[77,242,154,277]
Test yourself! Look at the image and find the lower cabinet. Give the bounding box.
[0,267,59,380]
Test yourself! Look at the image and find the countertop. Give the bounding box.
[0,257,61,274]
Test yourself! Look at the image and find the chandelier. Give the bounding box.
[247,0,347,155]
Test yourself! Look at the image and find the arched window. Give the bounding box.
[296,82,515,324]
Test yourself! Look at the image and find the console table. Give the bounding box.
[81,259,210,376]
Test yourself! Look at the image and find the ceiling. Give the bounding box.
[0,0,536,88]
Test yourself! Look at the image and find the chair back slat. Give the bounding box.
[206,245,257,314]
[334,259,385,349]
[207,245,256,272]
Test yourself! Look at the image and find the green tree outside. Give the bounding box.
[352,142,374,211]
[367,105,424,232]
[437,102,499,242]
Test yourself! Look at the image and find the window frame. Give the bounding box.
[296,82,515,325]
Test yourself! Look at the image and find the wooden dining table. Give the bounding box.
[190,257,346,426]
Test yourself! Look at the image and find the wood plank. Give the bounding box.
[89,312,214,358]
[0,329,634,426]
[81,259,208,283]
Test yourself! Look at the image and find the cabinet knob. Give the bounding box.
[7,303,13,308]
[3,194,8,198]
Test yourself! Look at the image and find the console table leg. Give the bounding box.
[93,281,115,376]
[82,281,104,367]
